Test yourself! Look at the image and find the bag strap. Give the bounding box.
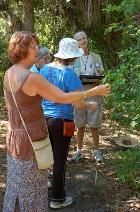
[8,70,33,147]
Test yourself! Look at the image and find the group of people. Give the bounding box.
[3,31,110,211]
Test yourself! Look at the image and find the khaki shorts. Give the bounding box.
[74,96,104,128]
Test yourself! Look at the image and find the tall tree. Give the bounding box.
[0,0,35,33]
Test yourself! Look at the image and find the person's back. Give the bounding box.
[41,63,81,120]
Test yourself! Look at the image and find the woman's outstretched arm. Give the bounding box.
[22,73,111,104]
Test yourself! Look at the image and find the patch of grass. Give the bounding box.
[111,148,140,192]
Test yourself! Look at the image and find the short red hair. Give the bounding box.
[8,31,39,64]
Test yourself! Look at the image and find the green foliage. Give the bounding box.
[112,148,140,191]
[104,0,140,131]
[35,14,74,53]
[0,71,4,96]
[0,18,9,95]
[120,0,140,16]
[105,46,140,130]
[34,1,77,53]
[0,18,9,70]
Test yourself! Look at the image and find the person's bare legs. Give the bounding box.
[91,128,99,150]
[91,127,103,162]
[77,127,85,151]
[71,127,85,161]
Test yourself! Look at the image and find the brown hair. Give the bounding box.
[8,31,39,64]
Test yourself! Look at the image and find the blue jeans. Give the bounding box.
[46,117,71,202]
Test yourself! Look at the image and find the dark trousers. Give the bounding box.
[46,117,71,202]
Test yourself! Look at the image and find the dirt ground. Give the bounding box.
[0,101,140,211]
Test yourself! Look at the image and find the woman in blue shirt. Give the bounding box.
[40,38,99,209]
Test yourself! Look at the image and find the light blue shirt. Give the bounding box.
[30,64,40,74]
[40,63,83,120]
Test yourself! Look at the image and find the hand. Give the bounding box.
[94,84,111,96]
[87,102,97,110]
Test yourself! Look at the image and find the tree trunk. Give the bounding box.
[0,0,35,33]
[22,0,34,32]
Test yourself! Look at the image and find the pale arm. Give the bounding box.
[22,73,110,104]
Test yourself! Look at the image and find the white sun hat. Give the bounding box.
[54,38,84,59]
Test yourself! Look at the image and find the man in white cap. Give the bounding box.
[72,31,104,163]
